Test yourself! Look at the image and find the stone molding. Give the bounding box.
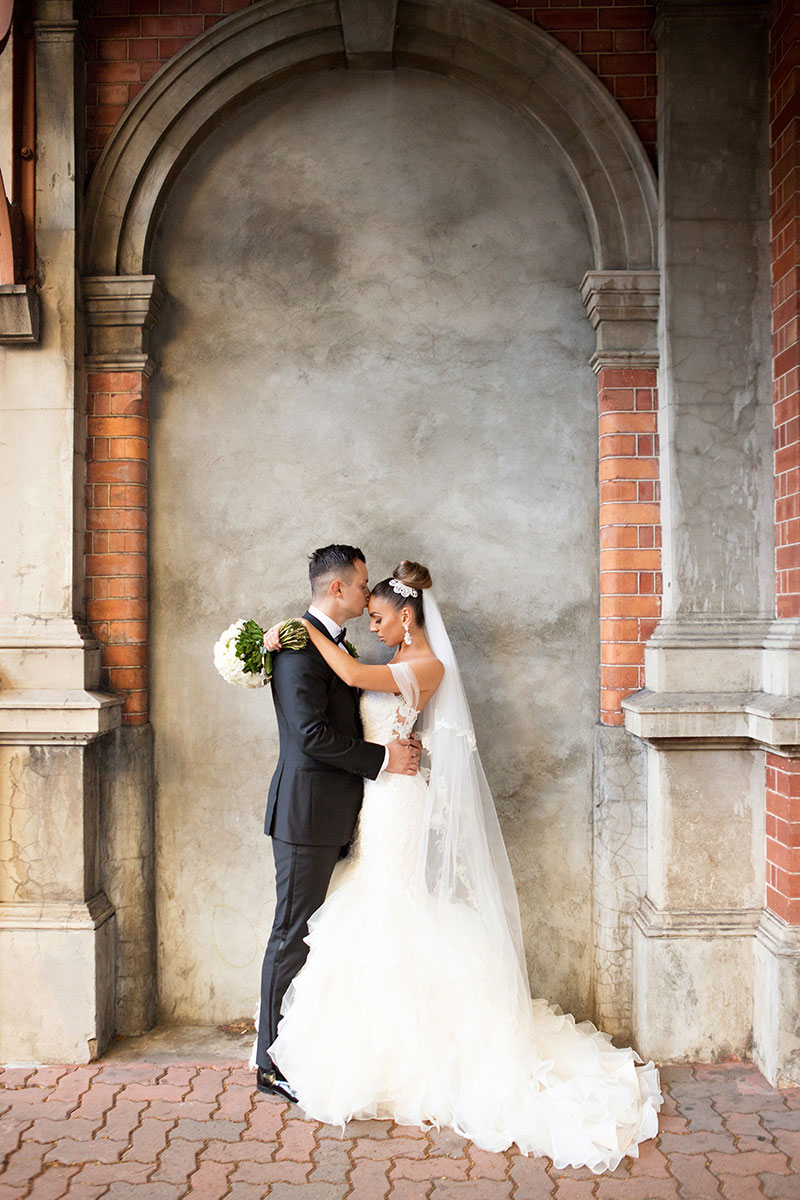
[0,284,40,344]
[654,0,770,39]
[340,0,398,68]
[82,0,657,277]
[756,908,800,958]
[83,274,164,374]
[0,894,115,932]
[0,689,122,744]
[580,269,659,372]
[623,689,800,750]
[633,896,763,939]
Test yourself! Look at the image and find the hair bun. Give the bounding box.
[393,560,432,590]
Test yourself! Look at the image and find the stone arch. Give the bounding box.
[82,0,657,277]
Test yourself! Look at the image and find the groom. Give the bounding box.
[255,544,420,1099]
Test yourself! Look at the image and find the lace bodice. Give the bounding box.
[359,689,418,744]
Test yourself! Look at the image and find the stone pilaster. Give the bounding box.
[81,274,163,1036]
[0,1,121,1063]
[629,0,785,1076]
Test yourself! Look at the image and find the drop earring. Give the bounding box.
[403,622,412,646]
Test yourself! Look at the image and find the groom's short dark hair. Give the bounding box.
[309,544,365,597]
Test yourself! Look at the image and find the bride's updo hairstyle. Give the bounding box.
[370,560,432,626]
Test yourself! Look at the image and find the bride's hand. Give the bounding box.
[262,623,283,653]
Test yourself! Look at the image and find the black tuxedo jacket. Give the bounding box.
[264,611,386,846]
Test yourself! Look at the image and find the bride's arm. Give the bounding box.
[302,620,442,696]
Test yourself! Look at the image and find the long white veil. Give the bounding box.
[415,591,533,1021]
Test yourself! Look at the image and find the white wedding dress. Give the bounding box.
[268,681,661,1172]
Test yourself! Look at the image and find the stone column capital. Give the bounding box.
[580,269,659,373]
[340,0,398,69]
[83,274,165,375]
[654,0,770,38]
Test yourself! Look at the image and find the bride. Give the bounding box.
[259,560,661,1171]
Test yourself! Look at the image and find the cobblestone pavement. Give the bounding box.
[1,1061,798,1199]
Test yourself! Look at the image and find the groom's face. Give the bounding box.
[338,559,371,620]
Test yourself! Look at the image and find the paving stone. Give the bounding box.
[101,1183,177,1199]
[666,1151,722,1198]
[121,1116,175,1162]
[657,1132,734,1156]
[71,1083,122,1121]
[172,1118,244,1142]
[552,1183,596,1200]
[427,1128,469,1157]
[341,1119,391,1139]
[1,1140,51,1185]
[95,1097,147,1142]
[21,1118,97,1144]
[353,1136,428,1161]
[595,1176,680,1199]
[70,1161,152,1187]
[507,1152,555,1198]
[94,1065,166,1088]
[150,1136,200,1183]
[149,1101,217,1121]
[0,1116,32,1158]
[707,1149,791,1176]
[266,1184,345,1200]
[202,1139,278,1164]
[184,1157,232,1197]
[18,1162,80,1199]
[759,1173,800,1200]
[29,1068,73,1089]
[186,1070,228,1104]
[389,1181,435,1200]
[0,1069,36,1089]
[121,1082,186,1104]
[44,1137,128,1166]
[347,1157,390,1198]
[229,1160,310,1184]
[627,1141,671,1179]
[309,1136,352,1184]
[212,1086,254,1123]
[467,1148,509,1180]
[242,1100,286,1142]
[674,1098,727,1134]
[50,1071,101,1108]
[761,1109,800,1132]
[391,1156,469,1183]
[0,1184,28,1200]
[429,1179,513,1198]
[391,1124,428,1140]
[718,1176,774,1200]
[224,1186,268,1200]
[657,1067,696,1087]
[275,1117,319,1160]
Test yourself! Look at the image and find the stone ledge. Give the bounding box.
[0,284,40,343]
[0,689,122,744]
[623,688,800,749]
[0,894,114,932]
[634,896,763,938]
[756,909,800,958]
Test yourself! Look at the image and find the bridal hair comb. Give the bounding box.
[389,578,418,599]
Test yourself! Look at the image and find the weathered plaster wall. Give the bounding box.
[148,68,599,1024]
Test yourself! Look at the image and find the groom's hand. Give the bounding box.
[385,737,421,776]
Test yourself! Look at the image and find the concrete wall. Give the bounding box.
[148,68,599,1024]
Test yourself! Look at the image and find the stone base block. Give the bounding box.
[754,911,800,1087]
[632,899,758,1061]
[0,896,115,1063]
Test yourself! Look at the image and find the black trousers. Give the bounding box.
[255,837,343,1073]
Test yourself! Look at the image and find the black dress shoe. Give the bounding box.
[256,1066,298,1103]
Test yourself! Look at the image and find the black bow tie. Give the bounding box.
[334,629,347,645]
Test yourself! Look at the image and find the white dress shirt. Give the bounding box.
[307,605,390,773]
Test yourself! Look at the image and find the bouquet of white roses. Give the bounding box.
[213,618,308,688]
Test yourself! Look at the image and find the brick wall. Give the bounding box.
[772,0,800,618]
[598,367,661,724]
[766,752,800,924]
[84,0,657,175]
[86,371,150,725]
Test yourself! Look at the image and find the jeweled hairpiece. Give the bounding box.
[389,578,418,599]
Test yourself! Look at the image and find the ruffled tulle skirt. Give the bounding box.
[268,863,661,1172]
